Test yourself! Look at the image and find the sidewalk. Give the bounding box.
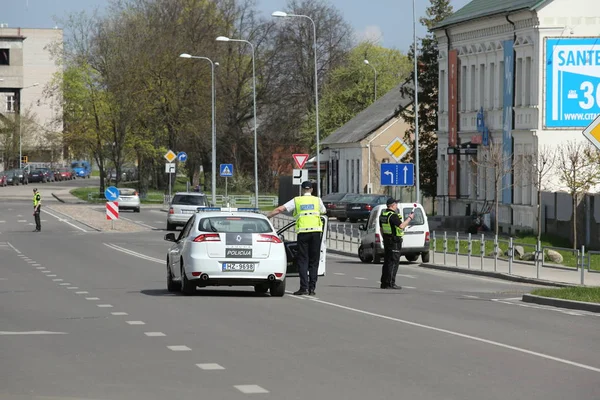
[423,251,600,287]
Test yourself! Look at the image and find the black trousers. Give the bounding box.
[296,231,322,291]
[34,207,41,231]
[381,238,402,286]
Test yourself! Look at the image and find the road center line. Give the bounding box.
[103,243,163,264]
[44,209,88,232]
[289,296,600,373]
[6,242,21,254]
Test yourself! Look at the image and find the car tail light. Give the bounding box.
[193,233,220,242]
[375,233,381,243]
[191,272,202,277]
[365,204,373,211]
[425,232,430,245]
[168,207,174,214]
[275,272,283,278]
[257,234,282,243]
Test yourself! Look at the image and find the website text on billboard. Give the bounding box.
[545,38,600,128]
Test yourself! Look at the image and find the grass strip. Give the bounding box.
[530,287,600,304]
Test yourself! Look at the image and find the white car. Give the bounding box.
[117,188,141,213]
[358,203,430,263]
[164,207,328,296]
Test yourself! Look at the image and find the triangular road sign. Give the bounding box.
[293,153,309,169]
[223,166,231,175]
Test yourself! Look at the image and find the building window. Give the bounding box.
[356,159,360,193]
[499,61,504,109]
[0,49,9,65]
[351,160,355,193]
[470,65,476,111]
[525,57,532,106]
[479,63,485,109]
[489,63,496,109]
[6,95,15,113]
[440,70,446,112]
[461,65,467,112]
[346,160,349,192]
[516,58,523,107]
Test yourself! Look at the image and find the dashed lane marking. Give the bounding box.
[52,279,64,282]
[333,272,345,276]
[354,277,368,280]
[59,283,71,286]
[32,264,41,266]
[47,274,57,277]
[67,287,78,289]
[234,385,269,394]
[126,321,145,325]
[167,345,191,351]
[111,312,128,316]
[97,304,113,308]
[85,297,100,300]
[196,363,225,370]
[144,332,166,337]
[75,291,89,294]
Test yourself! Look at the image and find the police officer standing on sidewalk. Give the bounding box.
[32,188,42,232]
[379,198,413,289]
[267,181,326,296]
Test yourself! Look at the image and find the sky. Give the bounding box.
[1,0,472,52]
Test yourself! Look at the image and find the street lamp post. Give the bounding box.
[363,59,377,101]
[413,0,421,203]
[19,82,39,169]
[179,53,218,205]
[272,11,321,197]
[216,36,259,207]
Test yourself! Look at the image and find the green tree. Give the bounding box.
[400,0,453,198]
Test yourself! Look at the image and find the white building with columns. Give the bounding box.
[433,0,600,234]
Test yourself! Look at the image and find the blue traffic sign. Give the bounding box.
[220,164,233,177]
[105,186,120,201]
[177,151,188,162]
[380,163,414,186]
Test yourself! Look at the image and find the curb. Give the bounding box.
[522,294,600,313]
[51,193,87,204]
[418,263,570,288]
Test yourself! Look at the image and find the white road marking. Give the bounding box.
[154,221,164,224]
[111,312,128,316]
[397,274,417,279]
[234,385,269,394]
[26,261,36,264]
[118,215,156,229]
[167,345,191,351]
[289,296,600,373]
[144,332,166,337]
[0,331,67,335]
[52,279,64,282]
[403,286,416,289]
[431,290,445,293]
[36,267,45,270]
[67,287,78,289]
[0,221,5,223]
[42,271,51,274]
[17,214,22,217]
[75,291,89,294]
[32,264,41,266]
[18,220,27,223]
[44,209,88,232]
[126,321,145,325]
[97,304,113,308]
[196,363,225,370]
[59,283,71,286]
[47,274,57,277]
[463,295,479,299]
[354,277,368,280]
[103,243,163,263]
[333,272,345,276]
[491,298,599,317]
[6,242,21,254]
[85,297,100,300]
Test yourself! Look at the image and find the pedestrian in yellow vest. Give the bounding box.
[379,198,413,289]
[32,188,42,232]
[268,181,326,296]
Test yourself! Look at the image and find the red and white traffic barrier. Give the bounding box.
[106,201,119,220]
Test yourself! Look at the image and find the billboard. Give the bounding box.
[545,38,600,128]
[502,40,514,205]
[448,49,458,198]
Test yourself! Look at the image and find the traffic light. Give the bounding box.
[21,155,28,164]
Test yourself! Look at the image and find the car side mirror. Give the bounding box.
[359,224,366,231]
[164,233,176,242]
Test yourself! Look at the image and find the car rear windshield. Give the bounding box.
[172,194,207,206]
[402,207,425,226]
[198,217,272,233]
[323,193,347,202]
[119,188,137,195]
[355,195,387,203]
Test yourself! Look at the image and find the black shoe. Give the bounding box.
[293,290,309,296]
[308,290,316,296]
[32,229,40,232]
[390,284,402,289]
[380,284,391,289]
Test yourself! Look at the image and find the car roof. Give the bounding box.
[173,192,206,196]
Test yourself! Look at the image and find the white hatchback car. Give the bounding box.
[117,188,141,212]
[358,203,430,263]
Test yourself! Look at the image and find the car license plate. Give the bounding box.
[182,210,195,214]
[352,206,361,209]
[222,263,255,272]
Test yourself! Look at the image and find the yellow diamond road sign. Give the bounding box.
[583,115,600,151]
[385,137,410,162]
[164,150,177,163]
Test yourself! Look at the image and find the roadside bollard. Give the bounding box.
[455,232,460,267]
[494,235,498,272]
[508,237,513,275]
[536,240,541,279]
[443,231,448,265]
[480,234,485,270]
[432,231,436,264]
[467,233,472,269]
[581,245,585,285]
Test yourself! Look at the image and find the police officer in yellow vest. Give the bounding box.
[32,188,42,232]
[267,181,326,295]
[379,198,413,289]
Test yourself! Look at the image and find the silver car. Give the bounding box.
[166,192,209,230]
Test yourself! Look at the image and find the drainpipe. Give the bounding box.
[366,119,398,194]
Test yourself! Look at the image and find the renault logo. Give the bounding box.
[236,235,242,242]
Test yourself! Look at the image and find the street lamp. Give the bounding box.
[272,11,321,197]
[216,35,259,207]
[179,53,218,205]
[412,0,421,203]
[19,82,39,169]
[363,59,377,101]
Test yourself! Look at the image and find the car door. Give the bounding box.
[399,204,427,250]
[171,216,195,278]
[276,216,328,277]
[361,207,380,258]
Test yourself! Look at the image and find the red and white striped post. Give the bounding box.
[106,201,119,229]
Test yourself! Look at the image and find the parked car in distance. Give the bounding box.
[358,203,430,264]
[28,169,47,183]
[14,168,29,185]
[322,192,348,217]
[0,171,7,187]
[166,192,209,230]
[5,170,18,185]
[345,194,389,223]
[38,167,55,182]
[57,167,74,180]
[117,188,141,212]
[327,193,363,222]
[71,160,91,178]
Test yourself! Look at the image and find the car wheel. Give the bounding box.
[180,262,195,295]
[166,260,178,293]
[135,207,140,213]
[405,254,419,263]
[166,222,175,231]
[270,279,286,297]
[337,217,347,222]
[421,251,430,263]
[254,284,269,294]
[373,245,381,264]
[358,245,373,263]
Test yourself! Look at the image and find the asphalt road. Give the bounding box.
[1,199,599,400]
